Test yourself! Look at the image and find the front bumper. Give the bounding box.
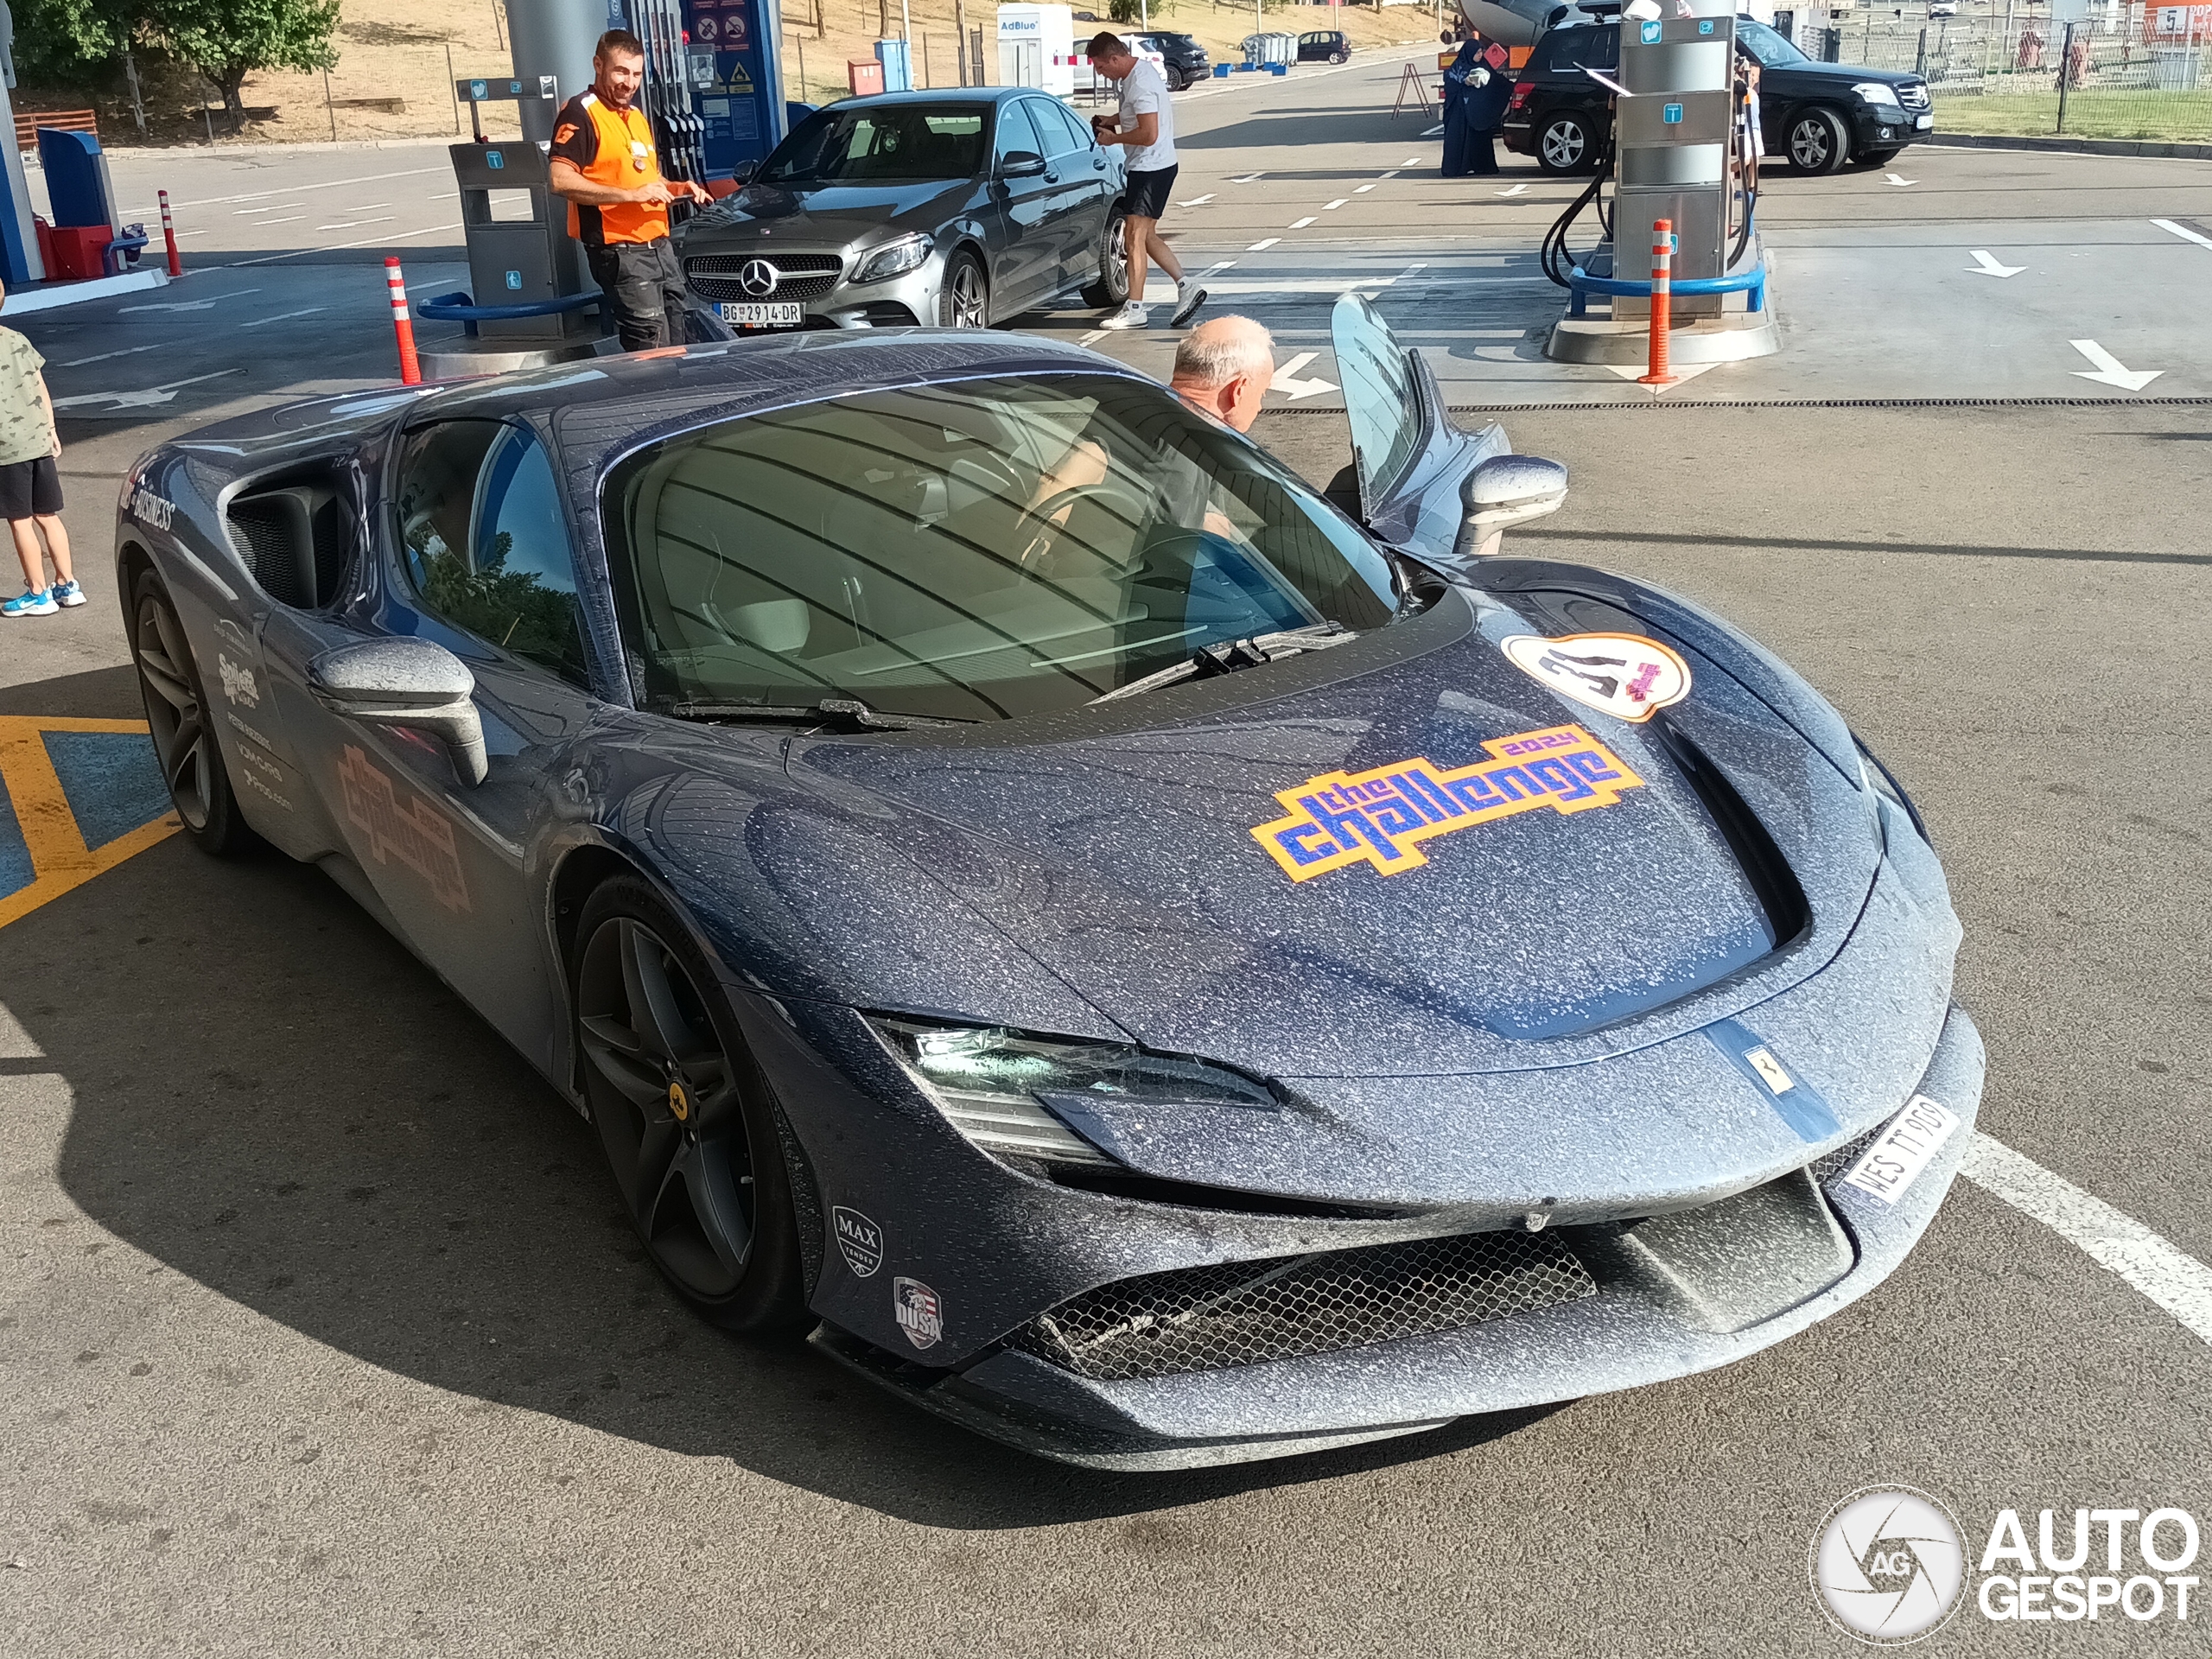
[680,244,939,332]
[1854,101,1934,151]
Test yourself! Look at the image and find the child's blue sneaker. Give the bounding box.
[51,579,85,608]
[2,588,56,618]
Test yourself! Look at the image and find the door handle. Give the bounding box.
[1092,156,1106,169]
[1044,170,1059,183]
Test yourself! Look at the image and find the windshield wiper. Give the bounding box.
[657,697,972,732]
[1090,623,1356,705]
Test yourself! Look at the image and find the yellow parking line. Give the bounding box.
[0,715,181,931]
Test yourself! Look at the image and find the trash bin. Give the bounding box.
[874,39,913,92]
[848,58,887,96]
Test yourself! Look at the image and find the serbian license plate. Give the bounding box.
[1915,114,1934,129]
[716,302,804,327]
[1839,1094,1961,1206]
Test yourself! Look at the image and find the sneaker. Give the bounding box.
[51,579,86,608]
[1171,287,1209,328]
[2,588,57,618]
[1097,302,1149,331]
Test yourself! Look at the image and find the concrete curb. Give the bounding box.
[1925,132,2212,162]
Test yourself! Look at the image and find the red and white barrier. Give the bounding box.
[385,256,422,385]
[1637,217,1675,388]
[157,189,183,279]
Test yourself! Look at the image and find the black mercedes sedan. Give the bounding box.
[676,89,1129,333]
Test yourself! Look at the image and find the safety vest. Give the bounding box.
[552,91,670,247]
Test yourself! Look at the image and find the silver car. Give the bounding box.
[677,89,1130,333]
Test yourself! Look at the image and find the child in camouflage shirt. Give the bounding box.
[0,283,82,617]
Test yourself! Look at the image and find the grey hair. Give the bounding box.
[1172,322,1275,386]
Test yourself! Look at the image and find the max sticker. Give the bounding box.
[337,746,470,912]
[1501,632,1691,723]
[833,1206,883,1278]
[893,1276,943,1351]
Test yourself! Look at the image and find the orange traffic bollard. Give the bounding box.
[157,189,183,279]
[1637,217,1676,388]
[385,256,422,386]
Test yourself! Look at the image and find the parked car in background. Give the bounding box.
[677,90,1128,332]
[1501,16,1933,175]
[1298,29,1352,63]
[1129,29,1212,88]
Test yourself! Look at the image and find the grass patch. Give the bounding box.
[1934,87,2212,142]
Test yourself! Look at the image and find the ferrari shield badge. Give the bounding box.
[1252,723,1643,882]
[1501,632,1691,723]
[893,1277,943,1350]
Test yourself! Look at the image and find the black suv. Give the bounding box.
[1501,17,1932,175]
[1297,30,1352,64]
[1131,30,1211,89]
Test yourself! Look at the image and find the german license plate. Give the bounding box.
[716,302,803,326]
[1915,114,1933,129]
[1839,1094,1960,1206]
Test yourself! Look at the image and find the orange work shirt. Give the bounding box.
[549,91,670,246]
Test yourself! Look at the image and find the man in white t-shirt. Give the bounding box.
[1084,32,1206,331]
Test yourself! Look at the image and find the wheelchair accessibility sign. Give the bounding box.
[0,716,179,930]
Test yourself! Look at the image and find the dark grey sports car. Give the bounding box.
[115,300,1980,1469]
[677,89,1128,332]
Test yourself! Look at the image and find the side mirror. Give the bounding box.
[728,159,758,185]
[308,638,488,787]
[1000,150,1048,178]
[1454,454,1569,562]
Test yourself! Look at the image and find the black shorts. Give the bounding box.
[0,455,60,521]
[1120,165,1179,220]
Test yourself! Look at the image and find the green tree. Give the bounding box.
[10,0,142,83]
[148,0,339,132]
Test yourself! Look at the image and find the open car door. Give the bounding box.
[1328,292,1511,564]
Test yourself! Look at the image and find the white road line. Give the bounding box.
[1179,194,1216,207]
[59,341,166,367]
[160,164,448,212]
[1289,216,1316,229]
[1354,183,1376,193]
[1198,260,1237,276]
[234,203,303,215]
[1885,172,1916,187]
[1230,172,1265,183]
[259,216,306,226]
[1379,169,1402,179]
[315,218,395,231]
[1323,199,1347,209]
[119,289,259,314]
[1963,1133,2212,1347]
[1077,329,1108,345]
[1247,237,1281,251]
[1498,182,1529,196]
[1405,156,1424,165]
[240,307,328,329]
[2152,216,2212,251]
[228,220,466,268]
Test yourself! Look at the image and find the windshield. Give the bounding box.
[1734,19,1807,66]
[756,105,988,185]
[607,375,1401,723]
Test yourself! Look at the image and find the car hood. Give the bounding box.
[684,179,974,250]
[1769,59,1923,89]
[780,580,1898,1082]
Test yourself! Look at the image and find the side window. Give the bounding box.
[395,421,590,686]
[1032,99,1088,159]
[993,99,1042,168]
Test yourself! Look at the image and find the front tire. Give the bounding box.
[1079,207,1129,308]
[129,569,253,856]
[1788,106,1851,174]
[574,875,805,1331]
[937,249,989,327]
[1537,111,1597,175]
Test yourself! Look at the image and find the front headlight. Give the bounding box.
[867,1016,1276,1168]
[854,233,933,284]
[1853,81,1902,106]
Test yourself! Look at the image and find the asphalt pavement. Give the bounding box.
[2,51,2209,1658]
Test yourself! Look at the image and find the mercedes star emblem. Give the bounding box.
[739,258,779,298]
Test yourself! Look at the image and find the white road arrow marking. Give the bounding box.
[1246,237,1281,251]
[1323,198,1347,209]
[1289,216,1316,229]
[1885,172,1916,187]
[240,307,328,329]
[1498,182,1529,196]
[1402,156,1422,166]
[1604,361,1717,389]
[1270,352,1338,401]
[60,341,165,368]
[1420,124,1443,137]
[2152,216,2212,251]
[1178,194,1215,207]
[119,288,259,314]
[2069,339,2163,391]
[1967,250,2024,277]
[50,368,244,410]
[1230,172,1265,183]
[1077,329,1108,346]
[1353,183,1376,193]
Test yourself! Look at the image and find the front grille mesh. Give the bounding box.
[1012,1230,1597,1382]
[684,251,842,302]
[1811,1125,1885,1190]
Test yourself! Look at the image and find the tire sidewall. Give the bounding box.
[936,249,988,327]
[130,567,250,856]
[573,872,806,1331]
[1097,207,1129,304]
[1790,107,1847,173]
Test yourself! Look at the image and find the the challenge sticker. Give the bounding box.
[1502,632,1692,723]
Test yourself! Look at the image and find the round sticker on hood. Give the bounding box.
[1500,632,1691,723]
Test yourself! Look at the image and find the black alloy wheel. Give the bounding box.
[938,250,989,328]
[1789,106,1851,174]
[1080,208,1130,308]
[574,876,803,1328]
[130,569,251,855]
[1538,112,1594,175]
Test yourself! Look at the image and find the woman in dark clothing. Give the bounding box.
[1442,36,1513,177]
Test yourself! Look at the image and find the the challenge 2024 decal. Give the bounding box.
[1252,723,1643,882]
[1501,632,1691,723]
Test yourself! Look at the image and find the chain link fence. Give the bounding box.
[1821,8,2212,139]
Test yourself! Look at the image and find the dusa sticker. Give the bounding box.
[893,1277,943,1351]
[1252,722,1643,882]
[1501,632,1691,723]
[832,1206,883,1278]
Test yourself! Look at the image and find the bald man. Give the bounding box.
[1168,316,1274,433]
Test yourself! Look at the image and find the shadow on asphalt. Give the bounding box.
[3,669,1564,1527]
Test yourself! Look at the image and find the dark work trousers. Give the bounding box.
[587,236,687,352]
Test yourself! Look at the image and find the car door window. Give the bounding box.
[1546,27,1618,73]
[994,99,1044,170]
[395,420,590,686]
[1031,98,1089,160]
